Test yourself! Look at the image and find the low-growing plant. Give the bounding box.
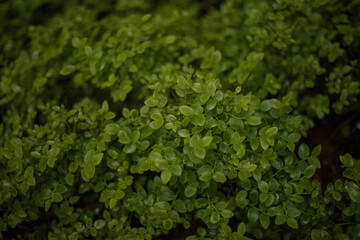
[1,0,360,239]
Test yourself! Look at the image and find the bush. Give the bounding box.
[1,0,360,239]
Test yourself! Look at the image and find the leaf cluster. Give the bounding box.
[1,0,360,239]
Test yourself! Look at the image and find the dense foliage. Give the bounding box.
[1,0,360,239]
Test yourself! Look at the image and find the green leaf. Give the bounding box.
[69,232,79,240]
[178,129,190,137]
[193,114,206,126]
[266,127,278,136]
[179,106,194,117]
[27,177,36,186]
[30,151,41,158]
[90,228,97,237]
[288,133,301,143]
[304,165,316,178]
[253,169,262,182]
[173,200,187,213]
[221,210,234,218]
[104,112,116,120]
[298,143,310,159]
[116,189,125,200]
[92,153,103,166]
[210,211,220,224]
[39,188,52,200]
[214,202,226,211]
[250,138,259,150]
[287,142,295,152]
[332,191,342,201]
[343,207,354,216]
[194,147,206,159]
[161,170,172,184]
[184,185,197,197]
[84,150,94,165]
[100,189,115,202]
[345,183,360,203]
[190,134,200,148]
[123,143,136,154]
[261,100,275,111]
[258,181,269,193]
[95,182,106,192]
[275,215,286,225]
[102,100,109,112]
[163,219,173,230]
[291,194,305,203]
[201,136,213,147]
[169,164,182,176]
[24,166,33,179]
[221,224,232,236]
[84,46,93,56]
[150,112,164,129]
[237,222,246,235]
[340,153,354,167]
[109,198,117,209]
[311,229,323,240]
[94,219,106,229]
[247,208,259,223]
[236,190,248,206]
[207,82,216,95]
[129,64,138,72]
[287,207,301,218]
[164,35,177,44]
[131,130,140,143]
[177,76,191,89]
[52,192,63,203]
[65,173,74,186]
[287,217,298,229]
[259,213,270,229]
[244,164,257,172]
[85,165,95,178]
[197,165,213,182]
[47,158,55,168]
[118,130,131,144]
[238,170,248,181]
[55,184,67,194]
[213,171,226,183]
[60,65,76,75]
[247,116,262,126]
[45,199,52,212]
[149,151,168,170]
[312,145,322,156]
[71,37,81,48]
[69,160,79,173]
[104,123,119,135]
[200,93,211,102]
[260,137,269,150]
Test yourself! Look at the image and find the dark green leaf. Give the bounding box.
[213,171,226,183]
[298,143,310,159]
[287,218,298,229]
[184,185,197,197]
[304,165,316,178]
[287,207,301,218]
[210,211,220,224]
[275,215,286,225]
[259,213,270,229]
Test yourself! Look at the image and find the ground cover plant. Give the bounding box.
[1,0,360,239]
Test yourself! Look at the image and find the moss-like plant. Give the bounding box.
[1,0,360,239]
